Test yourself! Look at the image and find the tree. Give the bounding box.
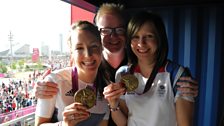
[18,59,25,69]
[0,62,8,73]
[11,61,17,69]
[37,61,43,70]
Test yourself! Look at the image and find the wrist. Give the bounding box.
[109,100,120,108]
[108,101,120,112]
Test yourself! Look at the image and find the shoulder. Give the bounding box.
[117,65,129,74]
[52,67,73,76]
[165,60,184,74]
[115,65,129,82]
[165,60,192,77]
[45,67,73,82]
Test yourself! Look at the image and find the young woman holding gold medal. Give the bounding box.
[103,11,195,126]
[35,21,109,126]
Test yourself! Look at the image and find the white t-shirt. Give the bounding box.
[35,67,109,123]
[116,61,194,126]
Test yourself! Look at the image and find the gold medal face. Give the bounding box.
[121,74,138,92]
[74,87,96,109]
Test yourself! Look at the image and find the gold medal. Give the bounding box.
[121,74,138,92]
[74,86,96,109]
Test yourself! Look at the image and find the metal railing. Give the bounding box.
[1,112,35,126]
[0,106,36,123]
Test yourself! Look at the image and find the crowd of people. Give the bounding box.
[41,55,70,71]
[0,56,70,125]
[0,79,36,114]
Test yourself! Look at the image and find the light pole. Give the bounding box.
[59,33,63,55]
[8,31,13,68]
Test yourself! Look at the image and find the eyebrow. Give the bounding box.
[101,26,125,28]
[75,43,83,46]
[90,40,101,45]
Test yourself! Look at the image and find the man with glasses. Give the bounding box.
[94,4,128,125]
[94,3,128,87]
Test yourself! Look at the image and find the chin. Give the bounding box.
[84,65,99,71]
[108,47,123,54]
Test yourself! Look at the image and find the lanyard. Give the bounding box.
[72,67,96,92]
[72,67,78,92]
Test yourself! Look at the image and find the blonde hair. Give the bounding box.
[95,3,125,25]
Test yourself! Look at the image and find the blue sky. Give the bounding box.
[0,0,71,52]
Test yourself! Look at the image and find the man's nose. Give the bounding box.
[110,29,118,37]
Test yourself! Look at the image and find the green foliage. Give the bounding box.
[18,59,25,69]
[11,62,17,69]
[24,62,44,71]
[25,65,30,71]
[0,62,8,73]
[37,61,43,70]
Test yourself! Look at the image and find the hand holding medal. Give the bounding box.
[104,74,139,112]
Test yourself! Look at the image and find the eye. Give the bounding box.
[91,43,101,50]
[75,47,83,50]
[145,34,156,40]
[92,44,99,48]
[100,28,112,35]
[131,36,139,42]
[115,28,125,35]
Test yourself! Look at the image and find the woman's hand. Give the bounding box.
[62,103,90,126]
[34,81,58,99]
[177,77,198,97]
[34,69,58,99]
[103,82,126,108]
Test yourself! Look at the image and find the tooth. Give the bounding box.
[84,61,94,65]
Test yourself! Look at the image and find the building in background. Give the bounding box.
[41,45,49,57]
[0,44,30,59]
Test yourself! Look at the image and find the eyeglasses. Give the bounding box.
[99,27,126,36]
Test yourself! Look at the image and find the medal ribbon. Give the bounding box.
[72,67,96,93]
[72,67,78,93]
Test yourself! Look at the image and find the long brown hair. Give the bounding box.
[127,11,168,93]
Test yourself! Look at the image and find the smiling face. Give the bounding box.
[71,29,102,77]
[97,13,126,54]
[130,22,158,63]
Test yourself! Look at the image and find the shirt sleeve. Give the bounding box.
[115,66,129,83]
[35,74,58,118]
[103,106,110,120]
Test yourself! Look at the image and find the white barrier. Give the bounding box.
[1,112,35,126]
